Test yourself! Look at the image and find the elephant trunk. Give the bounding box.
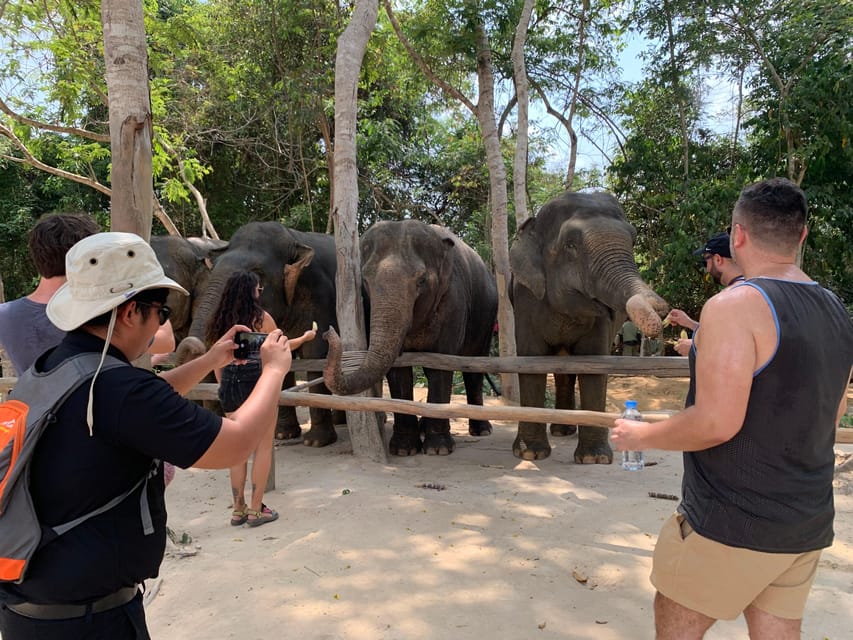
[187,271,230,340]
[324,302,409,396]
[589,244,669,337]
[626,293,665,337]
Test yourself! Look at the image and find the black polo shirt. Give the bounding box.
[0,330,221,605]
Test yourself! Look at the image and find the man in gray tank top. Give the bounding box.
[611,177,853,639]
[0,214,99,375]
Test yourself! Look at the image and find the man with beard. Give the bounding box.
[668,232,744,356]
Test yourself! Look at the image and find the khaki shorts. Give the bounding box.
[650,513,821,620]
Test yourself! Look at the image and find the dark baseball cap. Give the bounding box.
[692,231,731,259]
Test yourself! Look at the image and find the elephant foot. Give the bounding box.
[550,423,578,437]
[275,421,302,441]
[302,424,338,448]
[420,417,454,455]
[512,435,552,460]
[469,419,492,436]
[389,431,422,456]
[573,441,613,464]
[423,431,455,455]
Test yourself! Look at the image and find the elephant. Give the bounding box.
[509,191,669,463]
[151,235,228,343]
[183,221,340,447]
[323,219,498,456]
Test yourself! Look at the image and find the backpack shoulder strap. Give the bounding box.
[1,354,127,514]
[11,353,127,416]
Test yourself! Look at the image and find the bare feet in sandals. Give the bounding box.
[246,504,279,527]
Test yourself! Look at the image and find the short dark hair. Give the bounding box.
[28,214,101,278]
[733,178,807,254]
[86,288,170,328]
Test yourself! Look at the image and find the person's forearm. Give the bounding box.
[159,350,217,396]
[638,407,735,452]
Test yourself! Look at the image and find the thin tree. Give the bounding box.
[511,0,535,225]
[331,0,387,461]
[384,0,519,402]
[101,0,154,238]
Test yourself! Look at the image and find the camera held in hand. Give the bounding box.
[234,331,268,359]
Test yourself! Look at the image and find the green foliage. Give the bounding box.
[614,0,853,312]
[1,0,850,317]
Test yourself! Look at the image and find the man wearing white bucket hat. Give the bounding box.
[0,232,295,639]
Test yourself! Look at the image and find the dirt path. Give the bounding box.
[148,377,853,640]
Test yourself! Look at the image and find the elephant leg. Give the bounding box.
[420,367,454,455]
[463,371,491,436]
[574,373,612,464]
[387,366,421,456]
[302,376,338,448]
[515,372,551,460]
[550,373,578,437]
[275,372,303,441]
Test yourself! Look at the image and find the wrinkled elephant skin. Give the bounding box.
[509,192,668,463]
[324,220,498,456]
[184,222,341,447]
[151,235,228,343]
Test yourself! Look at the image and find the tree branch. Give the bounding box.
[154,131,219,239]
[382,0,477,114]
[0,122,111,195]
[0,95,110,142]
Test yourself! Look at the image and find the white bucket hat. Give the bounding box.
[48,232,188,331]
[46,232,189,436]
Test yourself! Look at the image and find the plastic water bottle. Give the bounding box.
[620,400,644,471]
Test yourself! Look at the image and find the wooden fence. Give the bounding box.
[2,353,850,443]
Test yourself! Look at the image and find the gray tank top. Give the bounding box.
[0,297,65,375]
[680,278,853,552]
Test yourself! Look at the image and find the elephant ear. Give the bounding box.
[282,243,315,305]
[509,217,546,300]
[431,229,457,292]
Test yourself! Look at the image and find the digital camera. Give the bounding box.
[234,331,268,359]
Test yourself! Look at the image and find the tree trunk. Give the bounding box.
[473,17,519,404]
[332,0,387,463]
[511,0,534,227]
[564,0,589,189]
[101,0,153,239]
[662,0,690,183]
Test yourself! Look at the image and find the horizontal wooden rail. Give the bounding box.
[2,351,850,443]
[289,354,691,377]
[179,384,674,429]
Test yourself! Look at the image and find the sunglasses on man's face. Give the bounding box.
[137,301,172,326]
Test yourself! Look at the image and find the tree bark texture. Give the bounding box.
[101,0,154,239]
[473,17,519,403]
[332,0,387,462]
[511,0,535,226]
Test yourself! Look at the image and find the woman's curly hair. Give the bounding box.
[205,270,265,347]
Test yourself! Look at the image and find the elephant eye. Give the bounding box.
[416,275,428,288]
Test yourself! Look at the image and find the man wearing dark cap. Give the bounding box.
[667,232,745,355]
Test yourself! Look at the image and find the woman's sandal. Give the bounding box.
[246,504,279,528]
[230,508,248,526]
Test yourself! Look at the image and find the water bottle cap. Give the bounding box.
[625,400,637,409]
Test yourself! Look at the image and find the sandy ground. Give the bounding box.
[148,378,853,640]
